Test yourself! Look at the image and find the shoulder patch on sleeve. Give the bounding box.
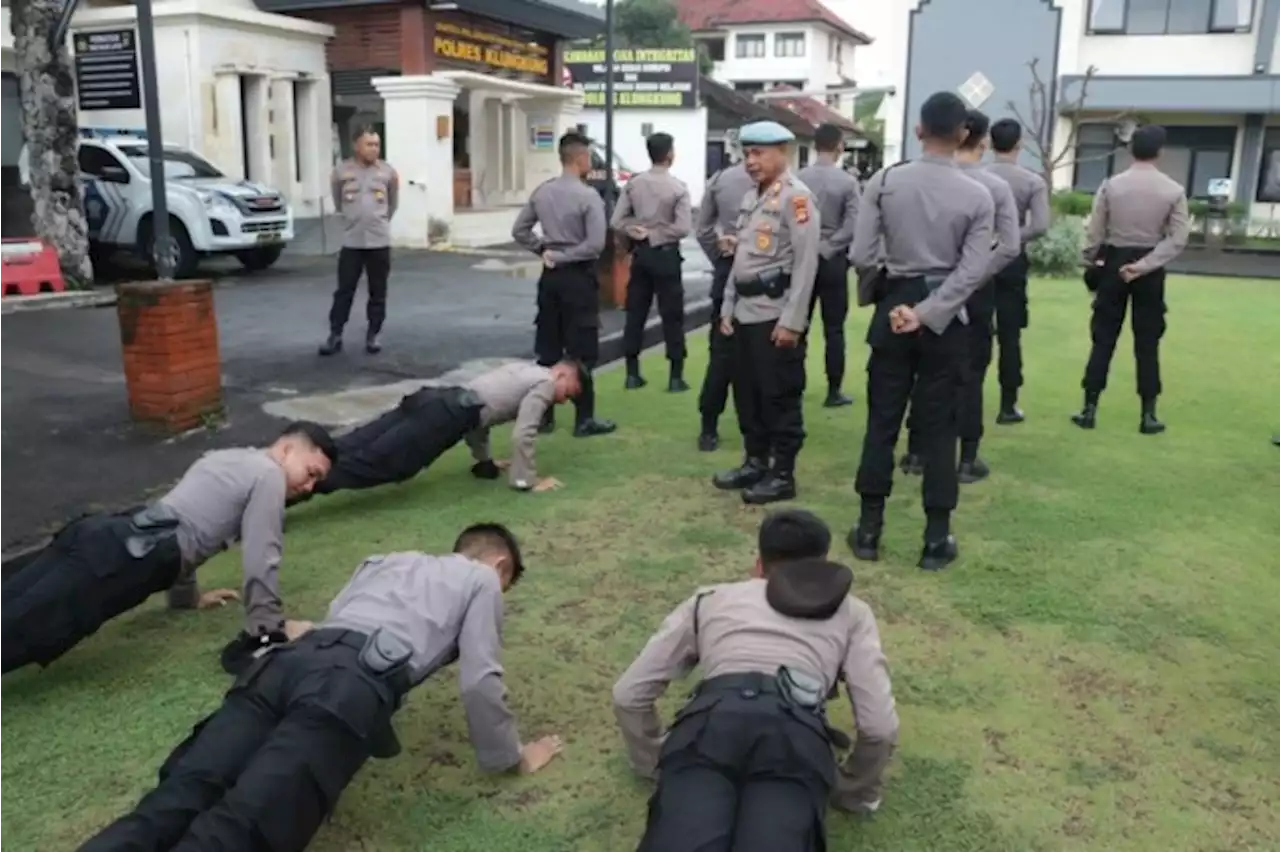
[791,193,811,224]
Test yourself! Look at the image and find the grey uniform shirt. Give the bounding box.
[1083,164,1191,275]
[612,578,900,807]
[695,164,755,262]
[611,166,693,247]
[461,362,558,489]
[958,161,1022,279]
[157,448,287,635]
[323,552,523,771]
[332,159,398,250]
[797,161,861,259]
[512,174,607,264]
[986,157,1050,245]
[850,155,995,335]
[721,172,822,331]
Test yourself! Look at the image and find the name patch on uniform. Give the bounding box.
[791,195,811,224]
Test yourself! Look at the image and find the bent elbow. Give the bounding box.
[612,678,645,713]
[860,709,900,745]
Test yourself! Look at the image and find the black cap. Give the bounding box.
[765,559,854,620]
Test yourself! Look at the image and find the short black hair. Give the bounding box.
[1130,124,1166,161]
[557,358,589,395]
[350,125,378,143]
[454,522,525,585]
[960,109,990,151]
[989,118,1022,153]
[280,420,338,463]
[814,123,844,153]
[758,509,832,571]
[646,132,674,163]
[919,92,969,140]
[559,131,591,165]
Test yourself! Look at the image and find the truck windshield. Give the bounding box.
[116,145,224,179]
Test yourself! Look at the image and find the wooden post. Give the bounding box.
[116,280,223,433]
[597,229,631,309]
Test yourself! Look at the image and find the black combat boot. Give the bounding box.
[898,453,924,476]
[712,457,768,491]
[365,330,382,354]
[574,417,617,437]
[318,333,343,357]
[624,357,646,390]
[1139,398,1166,435]
[919,536,959,571]
[668,360,690,393]
[996,388,1024,424]
[1071,391,1100,430]
[697,432,719,452]
[847,525,881,562]
[957,440,990,484]
[824,386,853,408]
[742,470,796,505]
[539,408,556,435]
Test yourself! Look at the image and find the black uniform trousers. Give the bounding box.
[2,513,182,674]
[992,252,1030,393]
[807,254,851,390]
[314,387,483,495]
[638,673,835,852]
[731,319,807,476]
[329,246,391,336]
[79,630,401,852]
[536,261,601,423]
[697,257,735,430]
[623,242,686,363]
[856,278,965,513]
[1082,245,1167,400]
[907,284,994,455]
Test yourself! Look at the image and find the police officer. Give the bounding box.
[712,121,821,505]
[986,119,1051,423]
[1074,124,1190,435]
[693,153,754,452]
[614,132,693,392]
[798,122,861,408]
[320,126,399,357]
[306,360,587,498]
[77,524,565,852]
[900,109,1020,483]
[846,92,995,571]
[613,510,899,851]
[2,423,337,674]
[512,131,617,438]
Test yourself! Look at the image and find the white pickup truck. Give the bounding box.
[21,128,294,277]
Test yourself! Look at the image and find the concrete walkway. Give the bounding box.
[1,246,712,552]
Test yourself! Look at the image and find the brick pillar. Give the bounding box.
[117,280,224,433]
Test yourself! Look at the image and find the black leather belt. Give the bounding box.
[308,628,412,698]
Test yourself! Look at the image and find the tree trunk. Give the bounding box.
[11,0,93,289]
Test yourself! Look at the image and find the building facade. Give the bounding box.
[259,0,604,247]
[848,0,1279,223]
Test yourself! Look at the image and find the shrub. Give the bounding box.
[1051,190,1094,218]
[1027,215,1085,277]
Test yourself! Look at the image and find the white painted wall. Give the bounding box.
[4,0,333,214]
[701,22,859,113]
[577,107,708,205]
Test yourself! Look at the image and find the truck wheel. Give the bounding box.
[139,216,198,279]
[235,245,285,272]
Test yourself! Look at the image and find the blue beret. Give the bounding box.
[739,120,795,145]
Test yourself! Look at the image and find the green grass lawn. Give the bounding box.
[3,276,1279,851]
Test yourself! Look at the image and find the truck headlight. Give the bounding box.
[199,191,235,212]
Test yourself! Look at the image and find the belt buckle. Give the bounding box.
[740,687,759,699]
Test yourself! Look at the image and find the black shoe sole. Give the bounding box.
[741,488,796,505]
[697,436,719,453]
[1139,425,1166,435]
[713,477,763,491]
[958,468,990,485]
[1071,417,1096,430]
[846,528,880,562]
[668,382,691,393]
[995,414,1024,425]
[823,398,854,408]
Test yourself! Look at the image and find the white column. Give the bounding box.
[373,74,461,248]
[242,73,271,184]
[213,73,245,179]
[270,77,298,203]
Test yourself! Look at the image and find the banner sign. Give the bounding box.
[73,29,142,111]
[434,20,550,78]
[563,47,698,109]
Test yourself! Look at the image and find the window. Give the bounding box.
[702,38,725,62]
[1257,128,1280,203]
[77,146,130,182]
[775,32,806,57]
[1072,124,1236,199]
[641,122,654,137]
[799,146,810,168]
[115,144,224,180]
[735,35,765,58]
[733,81,765,93]
[1087,0,1254,34]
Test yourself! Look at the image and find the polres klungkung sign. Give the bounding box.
[562,47,698,109]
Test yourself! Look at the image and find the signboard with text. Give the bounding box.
[433,19,550,80]
[563,48,698,109]
[73,29,141,111]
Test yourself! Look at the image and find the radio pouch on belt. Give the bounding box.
[776,665,824,710]
[359,627,412,679]
[125,505,180,559]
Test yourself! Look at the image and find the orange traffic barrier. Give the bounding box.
[2,239,67,297]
